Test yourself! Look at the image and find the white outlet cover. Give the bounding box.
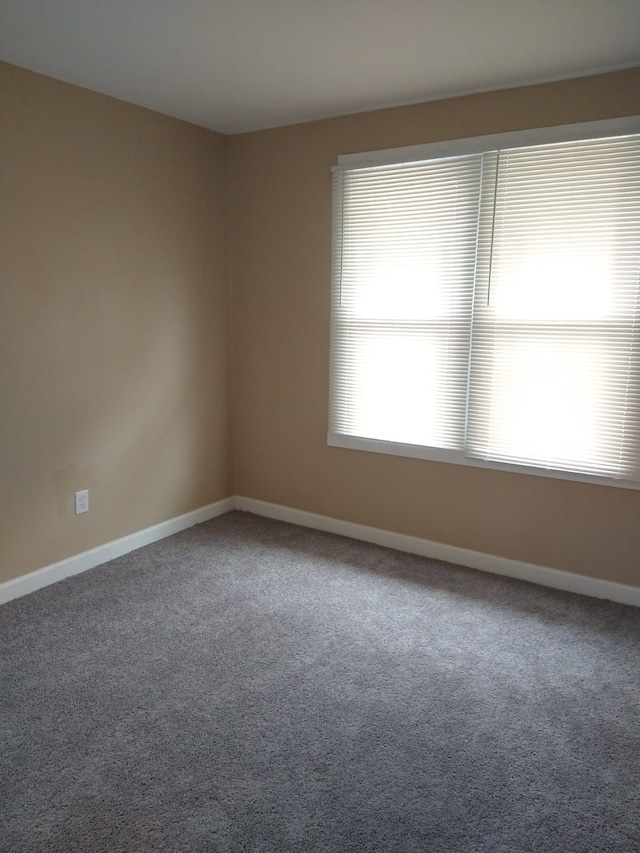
[74,490,89,514]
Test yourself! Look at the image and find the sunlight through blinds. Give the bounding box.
[330,130,640,484]
[330,155,482,450]
[467,136,640,480]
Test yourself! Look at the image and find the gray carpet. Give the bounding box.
[2,511,639,853]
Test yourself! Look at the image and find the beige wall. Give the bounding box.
[228,69,640,587]
[1,64,232,582]
[2,63,639,589]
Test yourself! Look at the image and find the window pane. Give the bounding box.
[330,155,482,450]
[467,136,640,480]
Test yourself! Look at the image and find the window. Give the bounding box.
[329,119,640,488]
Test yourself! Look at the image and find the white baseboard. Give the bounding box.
[0,497,235,605]
[235,496,640,608]
[3,494,638,609]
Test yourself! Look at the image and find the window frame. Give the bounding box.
[328,116,640,491]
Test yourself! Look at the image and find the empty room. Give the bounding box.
[1,2,639,851]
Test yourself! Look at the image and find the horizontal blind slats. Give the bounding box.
[330,132,640,483]
[330,155,482,450]
[467,134,640,480]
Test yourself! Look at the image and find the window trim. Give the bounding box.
[334,116,640,171]
[329,115,640,491]
[327,432,640,491]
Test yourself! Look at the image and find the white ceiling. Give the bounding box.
[1,0,639,134]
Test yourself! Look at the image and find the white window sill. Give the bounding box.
[327,432,640,491]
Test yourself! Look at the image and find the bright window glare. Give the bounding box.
[350,261,445,319]
[493,253,613,321]
[485,340,605,467]
[330,128,640,485]
[350,335,447,446]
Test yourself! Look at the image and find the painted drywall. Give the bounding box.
[228,69,640,587]
[0,63,232,583]
[2,63,638,590]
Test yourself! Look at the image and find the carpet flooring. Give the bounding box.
[2,510,639,852]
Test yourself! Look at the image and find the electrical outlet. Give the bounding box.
[75,489,89,515]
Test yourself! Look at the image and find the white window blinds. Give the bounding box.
[329,127,640,486]
[467,137,640,480]
[330,155,482,451]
